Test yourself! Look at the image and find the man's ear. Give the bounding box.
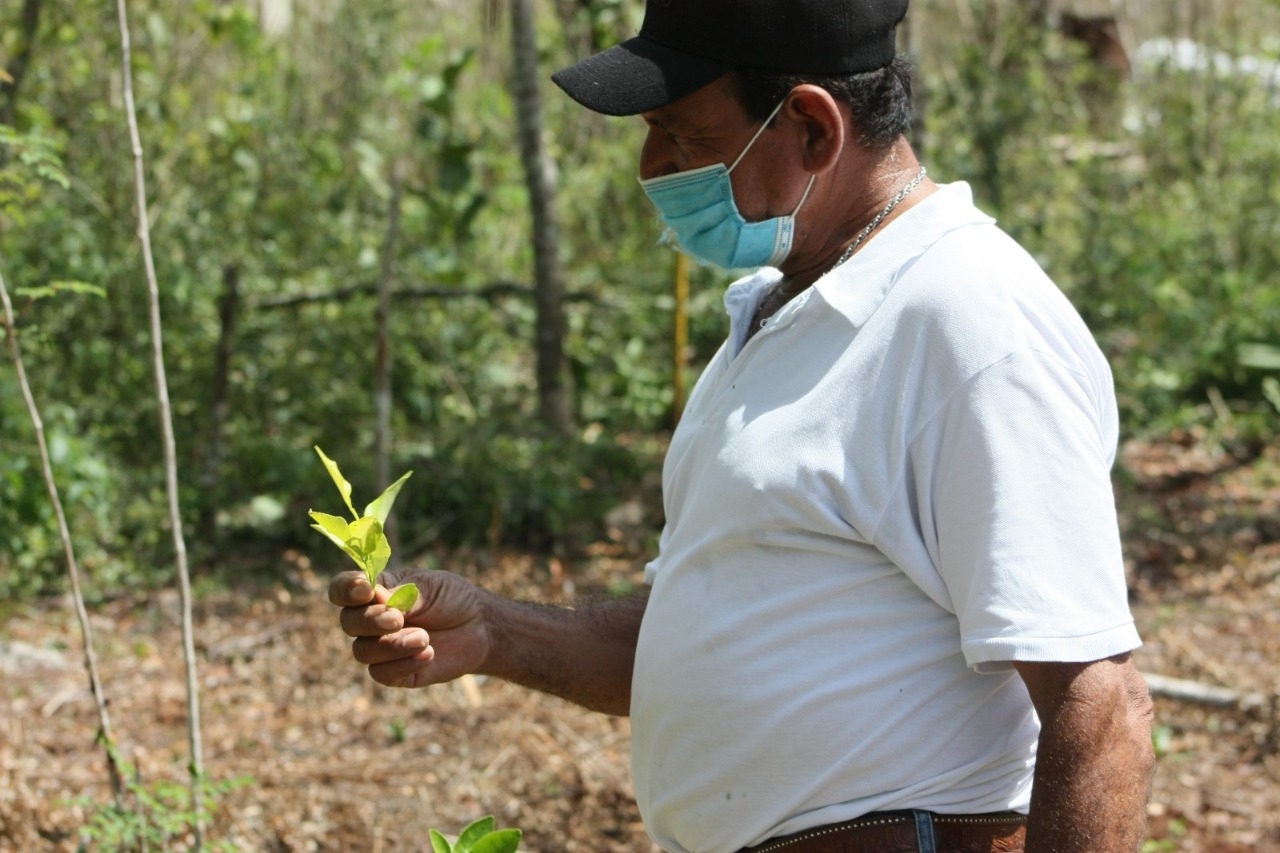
[782,84,845,175]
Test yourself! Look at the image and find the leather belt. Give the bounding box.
[736,810,1027,853]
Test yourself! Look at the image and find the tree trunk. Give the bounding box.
[510,0,573,433]
[902,4,928,155]
[375,167,404,564]
[0,0,44,131]
[198,263,241,546]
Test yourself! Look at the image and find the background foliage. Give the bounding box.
[2,0,1278,596]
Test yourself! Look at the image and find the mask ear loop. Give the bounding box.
[728,96,789,172]
[790,174,816,216]
[728,96,816,217]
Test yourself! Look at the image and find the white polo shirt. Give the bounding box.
[631,183,1141,853]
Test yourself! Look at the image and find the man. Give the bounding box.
[329,1,1156,851]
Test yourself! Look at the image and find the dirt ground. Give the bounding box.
[1,433,1277,852]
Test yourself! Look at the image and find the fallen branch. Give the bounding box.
[252,279,603,309]
[202,618,307,663]
[1143,671,1270,711]
[255,279,533,309]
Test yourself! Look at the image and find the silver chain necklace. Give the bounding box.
[754,165,928,330]
[827,164,928,274]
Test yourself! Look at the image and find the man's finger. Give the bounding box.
[367,647,440,688]
[340,602,405,638]
[328,570,375,607]
[351,628,431,666]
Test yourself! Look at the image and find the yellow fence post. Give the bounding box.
[673,251,690,426]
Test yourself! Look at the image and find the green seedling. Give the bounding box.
[309,446,418,611]
[429,816,522,853]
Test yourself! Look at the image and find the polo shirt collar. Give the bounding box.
[814,180,992,327]
[722,181,993,347]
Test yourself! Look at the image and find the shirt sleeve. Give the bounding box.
[909,347,1141,671]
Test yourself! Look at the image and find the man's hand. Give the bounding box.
[329,567,648,714]
[329,568,489,689]
[1016,653,1155,852]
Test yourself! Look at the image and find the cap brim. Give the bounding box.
[551,37,733,116]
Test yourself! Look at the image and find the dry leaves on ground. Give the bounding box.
[1,436,1277,852]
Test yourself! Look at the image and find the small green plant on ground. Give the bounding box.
[75,752,251,852]
[430,815,522,853]
[308,446,418,610]
[1142,817,1188,853]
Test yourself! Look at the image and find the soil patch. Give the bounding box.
[1,436,1277,851]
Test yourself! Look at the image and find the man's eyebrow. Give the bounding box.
[650,111,708,137]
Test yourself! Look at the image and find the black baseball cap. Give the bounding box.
[551,0,910,116]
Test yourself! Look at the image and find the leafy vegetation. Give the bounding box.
[74,750,250,852]
[430,816,523,853]
[922,2,1280,442]
[2,0,1278,599]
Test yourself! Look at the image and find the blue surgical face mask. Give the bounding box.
[639,98,816,270]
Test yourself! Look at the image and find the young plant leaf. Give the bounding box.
[385,583,420,612]
[308,512,364,569]
[314,445,358,519]
[347,516,387,586]
[309,449,413,593]
[454,816,497,853]
[470,830,523,853]
[346,515,383,556]
[429,829,453,853]
[308,511,352,548]
[363,469,413,525]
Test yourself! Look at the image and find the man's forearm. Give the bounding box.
[478,587,648,715]
[1021,657,1155,852]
